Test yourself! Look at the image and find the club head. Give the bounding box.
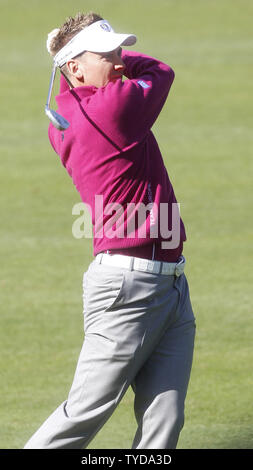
[45,106,70,131]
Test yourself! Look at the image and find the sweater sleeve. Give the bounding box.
[87,50,175,147]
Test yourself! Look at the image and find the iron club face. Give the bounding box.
[45,106,70,131]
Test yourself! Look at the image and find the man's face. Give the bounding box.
[67,47,126,88]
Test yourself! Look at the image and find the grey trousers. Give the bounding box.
[24,259,196,449]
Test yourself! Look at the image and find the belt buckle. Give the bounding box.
[149,260,160,274]
[175,256,185,277]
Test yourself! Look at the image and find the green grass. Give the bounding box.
[0,0,252,449]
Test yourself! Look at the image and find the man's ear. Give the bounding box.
[66,59,84,80]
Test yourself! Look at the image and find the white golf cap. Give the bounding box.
[53,19,137,67]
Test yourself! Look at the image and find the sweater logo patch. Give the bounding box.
[137,80,150,89]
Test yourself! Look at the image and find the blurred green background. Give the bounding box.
[0,0,252,449]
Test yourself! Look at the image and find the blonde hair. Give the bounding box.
[47,12,103,57]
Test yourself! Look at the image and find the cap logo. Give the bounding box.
[100,22,112,32]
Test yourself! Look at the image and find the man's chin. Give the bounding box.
[111,75,123,83]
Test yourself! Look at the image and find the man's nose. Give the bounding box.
[114,63,126,73]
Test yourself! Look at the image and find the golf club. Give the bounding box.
[45,64,70,131]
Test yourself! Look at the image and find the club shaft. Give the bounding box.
[46,64,57,108]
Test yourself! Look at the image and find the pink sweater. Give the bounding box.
[48,50,186,262]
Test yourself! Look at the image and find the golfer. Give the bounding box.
[24,12,196,449]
